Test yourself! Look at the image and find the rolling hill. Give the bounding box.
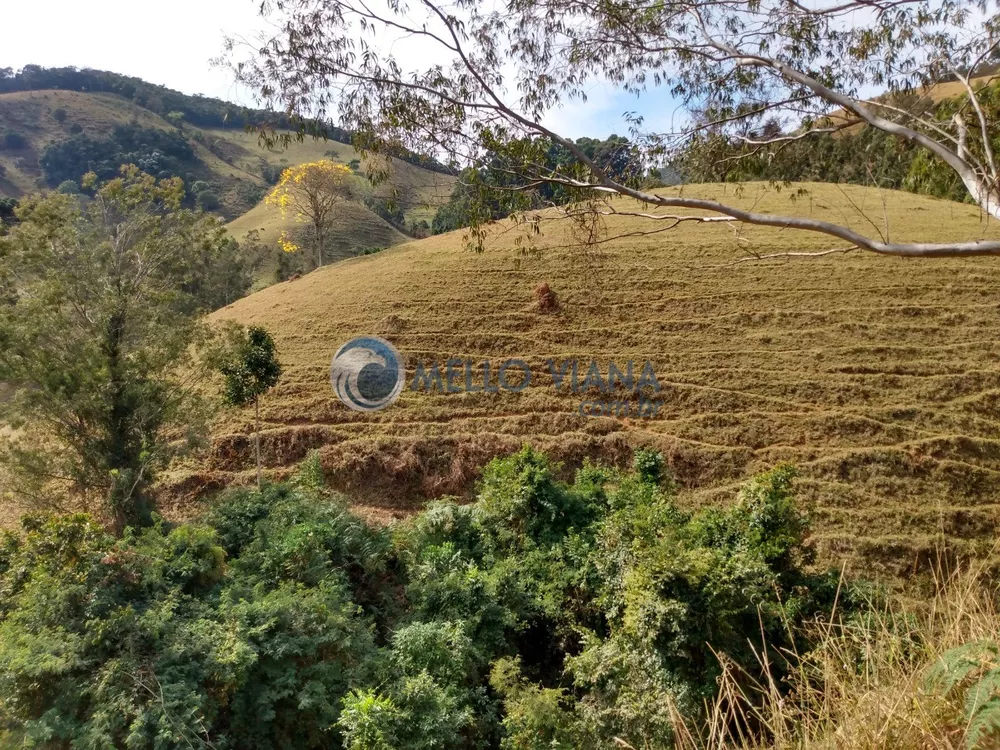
[0,88,456,260]
[165,181,1000,576]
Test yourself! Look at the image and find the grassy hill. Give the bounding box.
[0,89,455,260]
[171,182,1000,576]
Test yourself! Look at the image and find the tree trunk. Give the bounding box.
[105,307,154,534]
[255,396,262,489]
[316,221,324,269]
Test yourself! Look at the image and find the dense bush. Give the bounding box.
[0,448,850,748]
[0,197,16,229]
[0,462,386,749]
[197,190,221,211]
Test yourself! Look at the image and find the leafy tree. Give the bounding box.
[265,160,356,267]
[364,194,406,229]
[0,166,242,531]
[56,178,80,194]
[233,0,1000,259]
[218,326,282,488]
[196,189,220,211]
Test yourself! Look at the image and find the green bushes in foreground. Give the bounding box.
[0,449,850,748]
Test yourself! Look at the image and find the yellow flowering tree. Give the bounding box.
[264,160,355,268]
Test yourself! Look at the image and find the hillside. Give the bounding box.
[0,88,455,258]
[175,182,1000,575]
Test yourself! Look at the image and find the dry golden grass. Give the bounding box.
[180,181,1000,574]
[825,75,996,131]
[665,562,1000,749]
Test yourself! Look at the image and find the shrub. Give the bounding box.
[52,107,67,123]
[0,449,855,749]
[237,181,266,206]
[196,190,220,211]
[0,131,28,150]
[68,122,83,134]
[408,218,431,238]
[189,179,212,195]
[56,179,80,194]
[0,481,381,748]
[260,163,283,184]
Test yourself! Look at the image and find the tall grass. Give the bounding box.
[661,562,1000,749]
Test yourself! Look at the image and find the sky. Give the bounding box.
[3,0,681,140]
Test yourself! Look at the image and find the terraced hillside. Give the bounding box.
[183,182,1000,575]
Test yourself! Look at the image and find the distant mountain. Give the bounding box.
[0,68,456,275]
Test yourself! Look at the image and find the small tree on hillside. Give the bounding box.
[218,326,282,488]
[264,160,355,268]
[0,166,238,532]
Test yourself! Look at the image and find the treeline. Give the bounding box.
[0,447,855,748]
[675,84,1000,202]
[0,65,454,176]
[0,64,283,131]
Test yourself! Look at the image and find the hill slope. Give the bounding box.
[190,182,1000,575]
[0,89,455,256]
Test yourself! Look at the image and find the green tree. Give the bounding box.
[196,189,220,211]
[0,166,236,531]
[218,326,282,488]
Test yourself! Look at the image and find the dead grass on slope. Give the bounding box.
[666,562,1000,749]
[166,181,1000,573]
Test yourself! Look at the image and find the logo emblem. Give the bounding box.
[330,336,406,412]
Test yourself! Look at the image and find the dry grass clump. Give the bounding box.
[535,282,560,312]
[665,563,1000,749]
